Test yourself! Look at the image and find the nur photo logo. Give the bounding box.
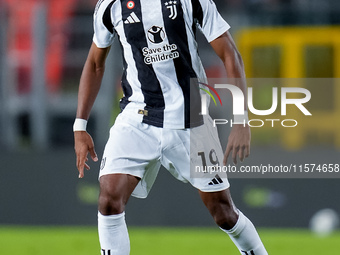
[199,81,312,128]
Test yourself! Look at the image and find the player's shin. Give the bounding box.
[98,211,130,255]
[220,210,268,255]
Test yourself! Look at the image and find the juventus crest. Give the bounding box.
[165,1,177,19]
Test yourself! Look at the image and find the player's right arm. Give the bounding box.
[74,43,110,178]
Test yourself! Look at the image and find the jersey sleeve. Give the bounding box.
[93,0,116,48]
[193,0,230,42]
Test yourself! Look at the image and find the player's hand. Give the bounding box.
[223,124,251,165]
[74,131,98,178]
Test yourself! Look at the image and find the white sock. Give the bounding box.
[98,211,130,255]
[220,210,268,255]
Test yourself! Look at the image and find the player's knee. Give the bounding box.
[98,192,125,215]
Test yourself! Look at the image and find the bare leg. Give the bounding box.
[199,188,238,230]
[199,188,268,255]
[98,173,140,215]
[98,174,140,255]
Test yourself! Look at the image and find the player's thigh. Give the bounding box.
[99,173,140,215]
[189,115,230,191]
[100,113,162,199]
[162,115,230,191]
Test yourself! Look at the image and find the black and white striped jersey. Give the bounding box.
[93,0,230,129]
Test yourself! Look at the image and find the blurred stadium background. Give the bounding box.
[0,0,340,254]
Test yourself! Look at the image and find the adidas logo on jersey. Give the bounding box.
[208,174,224,185]
[124,12,140,24]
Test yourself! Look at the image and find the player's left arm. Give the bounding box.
[210,31,250,165]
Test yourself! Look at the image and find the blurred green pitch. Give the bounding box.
[0,227,339,254]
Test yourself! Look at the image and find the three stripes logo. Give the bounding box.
[241,250,255,255]
[101,249,111,255]
[124,12,141,24]
[208,174,224,186]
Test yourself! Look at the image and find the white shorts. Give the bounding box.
[99,112,230,198]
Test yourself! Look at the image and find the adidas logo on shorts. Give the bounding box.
[124,12,141,24]
[208,174,224,185]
